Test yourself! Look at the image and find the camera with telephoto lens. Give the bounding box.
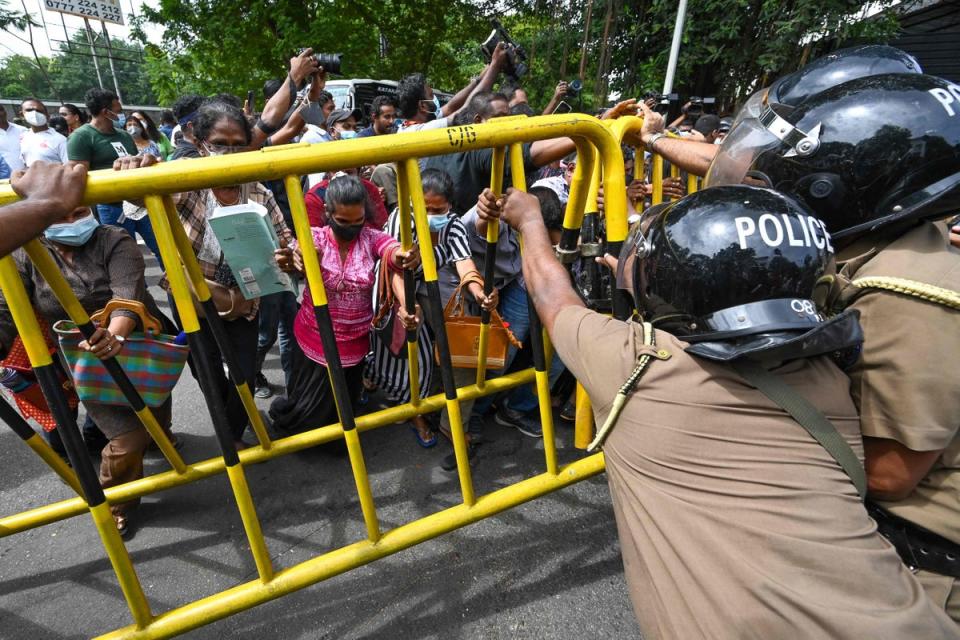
[480,19,528,81]
[566,79,583,98]
[300,51,343,75]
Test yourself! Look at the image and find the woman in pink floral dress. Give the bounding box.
[269,175,418,433]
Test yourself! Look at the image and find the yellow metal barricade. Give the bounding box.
[0,114,640,639]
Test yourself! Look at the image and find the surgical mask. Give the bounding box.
[427,214,448,232]
[44,214,99,246]
[127,125,143,138]
[431,95,441,116]
[329,217,364,242]
[339,130,358,140]
[24,110,47,127]
[112,111,126,131]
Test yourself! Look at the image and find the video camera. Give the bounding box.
[566,79,583,99]
[480,19,528,81]
[684,96,716,118]
[644,91,678,116]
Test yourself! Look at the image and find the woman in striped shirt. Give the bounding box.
[269,175,419,433]
[365,169,497,447]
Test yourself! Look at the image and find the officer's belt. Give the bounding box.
[868,502,960,579]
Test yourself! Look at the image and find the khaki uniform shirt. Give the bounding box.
[552,306,957,639]
[837,222,960,544]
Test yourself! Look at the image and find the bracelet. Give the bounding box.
[646,132,667,152]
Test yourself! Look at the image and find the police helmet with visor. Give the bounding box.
[706,74,960,242]
[616,185,862,360]
[723,44,922,150]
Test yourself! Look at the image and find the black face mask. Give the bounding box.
[329,217,364,241]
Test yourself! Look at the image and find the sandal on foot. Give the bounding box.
[114,514,131,538]
[410,424,438,448]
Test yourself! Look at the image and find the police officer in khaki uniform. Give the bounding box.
[477,183,958,638]
[705,71,960,623]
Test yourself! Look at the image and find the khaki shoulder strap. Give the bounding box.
[851,276,960,311]
[732,359,867,500]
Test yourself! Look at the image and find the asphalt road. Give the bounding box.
[0,249,641,640]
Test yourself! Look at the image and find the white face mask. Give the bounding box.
[24,110,47,127]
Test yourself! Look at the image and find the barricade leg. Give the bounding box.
[0,394,84,495]
[282,176,381,541]
[508,144,558,475]
[144,196,274,582]
[397,159,476,505]
[475,146,506,388]
[394,173,420,405]
[0,255,153,628]
[22,239,187,473]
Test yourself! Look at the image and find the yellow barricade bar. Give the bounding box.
[0,114,637,639]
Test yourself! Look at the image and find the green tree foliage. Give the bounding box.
[0,31,157,105]
[47,31,157,104]
[0,54,48,97]
[488,0,901,111]
[2,0,904,112]
[133,0,490,107]
[0,0,37,31]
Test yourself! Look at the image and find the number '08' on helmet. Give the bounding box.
[618,185,834,343]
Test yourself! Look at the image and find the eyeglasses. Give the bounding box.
[202,142,250,156]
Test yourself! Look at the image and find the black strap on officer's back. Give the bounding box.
[732,359,867,500]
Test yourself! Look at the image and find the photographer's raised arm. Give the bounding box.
[542,81,569,116]
[443,43,509,118]
[250,49,320,149]
[1,162,88,257]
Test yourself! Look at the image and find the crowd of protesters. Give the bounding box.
[2,40,960,640]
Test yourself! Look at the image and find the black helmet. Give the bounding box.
[617,185,853,358]
[769,44,921,110]
[707,74,960,241]
[727,45,922,136]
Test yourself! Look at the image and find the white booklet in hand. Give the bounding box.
[208,201,294,300]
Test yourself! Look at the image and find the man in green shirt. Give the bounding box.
[67,88,138,227]
[66,88,162,263]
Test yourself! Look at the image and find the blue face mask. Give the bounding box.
[112,111,126,132]
[339,130,358,140]
[44,214,99,246]
[432,95,441,117]
[427,214,448,232]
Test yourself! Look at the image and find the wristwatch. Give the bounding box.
[645,132,668,151]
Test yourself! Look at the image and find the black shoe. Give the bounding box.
[440,442,478,472]
[495,406,543,438]
[254,372,272,399]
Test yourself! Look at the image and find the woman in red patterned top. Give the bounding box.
[269,175,419,433]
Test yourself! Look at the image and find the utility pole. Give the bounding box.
[83,18,105,89]
[100,20,124,102]
[662,0,688,95]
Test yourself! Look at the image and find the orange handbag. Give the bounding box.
[439,273,521,370]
